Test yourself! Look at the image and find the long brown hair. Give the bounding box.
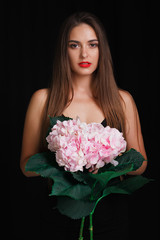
[44,12,125,143]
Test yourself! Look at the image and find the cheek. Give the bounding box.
[92,50,99,66]
[68,51,78,67]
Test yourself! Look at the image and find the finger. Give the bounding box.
[92,169,98,174]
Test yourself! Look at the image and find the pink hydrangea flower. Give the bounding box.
[46,118,127,172]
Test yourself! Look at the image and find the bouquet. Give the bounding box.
[46,117,127,172]
[26,115,150,239]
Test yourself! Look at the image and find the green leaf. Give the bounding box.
[50,182,92,200]
[103,175,151,195]
[25,151,61,178]
[89,164,133,200]
[89,165,133,187]
[57,196,96,219]
[70,165,134,201]
[50,172,77,195]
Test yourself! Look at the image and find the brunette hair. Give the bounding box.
[43,12,125,145]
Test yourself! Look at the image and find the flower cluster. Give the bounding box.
[46,118,127,172]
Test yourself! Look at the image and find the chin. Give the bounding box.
[75,68,97,76]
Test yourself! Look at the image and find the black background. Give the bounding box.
[4,0,159,239]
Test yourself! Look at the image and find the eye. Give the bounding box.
[89,43,99,48]
[69,43,79,49]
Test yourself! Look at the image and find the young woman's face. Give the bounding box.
[68,23,99,77]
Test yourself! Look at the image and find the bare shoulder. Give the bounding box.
[119,89,136,111]
[29,88,49,109]
[31,88,49,103]
[119,89,134,104]
[26,88,49,118]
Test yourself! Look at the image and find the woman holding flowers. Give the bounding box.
[20,12,147,239]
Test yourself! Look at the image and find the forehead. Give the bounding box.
[69,23,97,41]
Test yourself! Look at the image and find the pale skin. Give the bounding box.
[20,23,147,177]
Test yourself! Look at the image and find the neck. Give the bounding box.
[71,73,93,96]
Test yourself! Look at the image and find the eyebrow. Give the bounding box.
[68,39,99,43]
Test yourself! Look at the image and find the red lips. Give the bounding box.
[78,61,92,68]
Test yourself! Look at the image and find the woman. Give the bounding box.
[20,12,147,239]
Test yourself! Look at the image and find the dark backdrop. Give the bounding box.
[4,0,159,239]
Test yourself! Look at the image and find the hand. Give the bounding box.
[88,166,98,174]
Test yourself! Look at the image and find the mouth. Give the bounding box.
[78,62,92,68]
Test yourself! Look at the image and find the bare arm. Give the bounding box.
[120,90,147,175]
[20,89,48,177]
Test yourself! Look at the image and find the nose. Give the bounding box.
[81,46,88,59]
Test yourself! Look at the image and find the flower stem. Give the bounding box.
[89,213,93,240]
[79,217,85,240]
